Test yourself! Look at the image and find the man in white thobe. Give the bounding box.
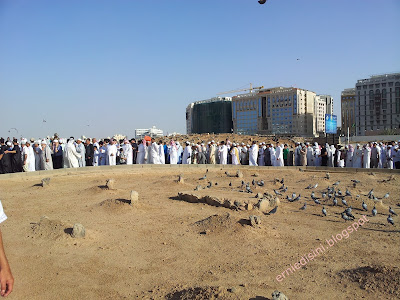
[275,142,284,167]
[75,139,86,167]
[306,143,314,166]
[169,140,178,164]
[107,139,118,166]
[249,142,258,166]
[148,139,160,164]
[182,141,192,164]
[218,141,228,165]
[66,139,81,168]
[353,144,363,168]
[40,140,53,170]
[258,143,265,166]
[362,145,371,168]
[270,144,276,167]
[122,140,133,165]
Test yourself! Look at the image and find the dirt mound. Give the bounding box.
[98,199,132,212]
[30,216,68,240]
[165,286,234,300]
[192,213,237,234]
[339,265,400,297]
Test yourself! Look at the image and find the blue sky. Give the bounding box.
[1,0,399,139]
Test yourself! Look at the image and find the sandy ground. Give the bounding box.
[0,166,399,300]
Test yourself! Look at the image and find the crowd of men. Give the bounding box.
[1,136,400,174]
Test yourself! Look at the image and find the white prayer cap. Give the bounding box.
[191,143,195,146]
[233,143,236,147]
[176,142,180,145]
[207,141,211,144]
[201,143,204,146]
[185,141,190,145]
[259,143,262,146]
[314,142,318,146]
[306,142,310,145]
[211,140,215,143]
[41,140,47,145]
[21,140,26,145]
[77,138,82,142]
[345,145,348,149]
[271,143,274,147]
[356,144,360,147]
[387,144,392,147]
[241,142,244,145]
[6,142,12,146]
[247,144,250,147]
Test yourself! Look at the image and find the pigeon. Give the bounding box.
[215,182,218,186]
[206,169,209,173]
[345,210,355,220]
[312,183,318,189]
[338,190,343,196]
[333,181,340,186]
[341,212,351,221]
[372,206,377,216]
[322,192,326,199]
[346,206,352,213]
[246,185,252,193]
[279,184,285,190]
[300,202,307,210]
[387,215,395,226]
[345,189,352,197]
[229,182,232,187]
[293,194,301,201]
[333,198,338,206]
[252,179,255,186]
[292,193,296,199]
[280,178,284,184]
[200,175,207,180]
[382,193,389,199]
[268,206,278,214]
[314,198,321,205]
[286,195,291,201]
[362,201,368,211]
[341,199,348,207]
[258,0,267,5]
[274,189,282,196]
[311,191,316,199]
[389,207,398,216]
[233,201,241,210]
[367,189,374,198]
[305,184,312,189]
[257,180,265,187]
[351,179,360,184]
[325,173,330,180]
[322,206,327,217]
[207,182,212,188]
[282,186,288,192]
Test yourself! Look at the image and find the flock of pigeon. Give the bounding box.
[198,170,398,227]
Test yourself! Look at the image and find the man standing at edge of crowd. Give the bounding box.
[0,199,14,297]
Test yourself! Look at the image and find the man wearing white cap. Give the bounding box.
[40,140,53,170]
[353,144,362,168]
[22,140,36,172]
[122,140,133,165]
[270,143,276,167]
[208,140,217,164]
[275,142,284,167]
[0,199,14,296]
[176,142,183,164]
[107,139,118,166]
[362,144,371,168]
[240,142,248,165]
[249,141,258,166]
[386,145,393,169]
[218,141,228,165]
[182,141,192,164]
[33,141,42,171]
[230,143,240,165]
[306,143,314,166]
[258,143,265,166]
[65,138,81,168]
[75,139,86,167]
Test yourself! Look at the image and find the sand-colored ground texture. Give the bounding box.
[0,165,399,300]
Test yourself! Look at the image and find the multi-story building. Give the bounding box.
[355,73,400,135]
[341,88,356,136]
[232,87,319,137]
[315,96,326,134]
[318,95,334,116]
[186,97,233,134]
[135,126,164,139]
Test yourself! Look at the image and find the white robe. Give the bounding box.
[158,144,165,164]
[275,145,284,167]
[34,146,42,171]
[249,145,258,166]
[136,144,146,164]
[123,144,133,165]
[240,147,248,164]
[218,145,228,165]
[345,150,353,168]
[353,149,362,168]
[270,147,276,166]
[66,141,81,168]
[107,144,118,165]
[76,143,86,167]
[363,147,371,168]
[328,146,335,167]
[230,147,240,165]
[169,145,178,164]
[182,145,192,164]
[306,147,314,166]
[149,142,160,164]
[258,147,265,166]
[23,146,36,172]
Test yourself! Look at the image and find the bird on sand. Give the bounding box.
[300,202,307,210]
[314,199,321,205]
[387,215,394,226]
[322,206,327,216]
[333,181,340,186]
[268,206,278,215]
[382,193,390,199]
[389,207,397,216]
[362,201,368,211]
[345,210,355,220]
[341,212,351,221]
[200,175,207,180]
[257,180,265,187]
[229,182,232,187]
[372,206,377,216]
[341,199,348,207]
[274,189,282,196]
[333,198,338,206]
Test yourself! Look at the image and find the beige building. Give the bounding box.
[232,87,319,137]
[315,95,326,134]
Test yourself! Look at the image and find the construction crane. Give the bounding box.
[217,83,264,96]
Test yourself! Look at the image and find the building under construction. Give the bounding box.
[186,97,233,134]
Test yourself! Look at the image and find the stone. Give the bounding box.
[270,197,281,207]
[41,177,51,187]
[272,290,289,300]
[236,170,243,178]
[249,215,261,227]
[203,196,223,207]
[130,191,139,205]
[223,199,234,209]
[177,175,185,184]
[106,179,115,190]
[245,203,253,210]
[178,193,201,203]
[257,199,270,213]
[71,223,86,238]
